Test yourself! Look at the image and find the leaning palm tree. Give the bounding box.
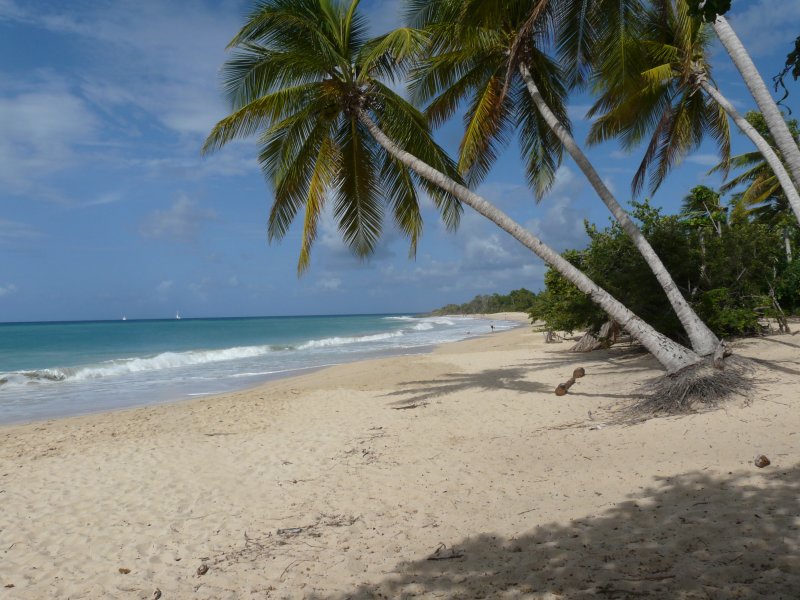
[588,0,800,225]
[686,1,800,195]
[408,0,720,356]
[203,0,702,373]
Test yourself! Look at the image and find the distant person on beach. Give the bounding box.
[490,324,495,332]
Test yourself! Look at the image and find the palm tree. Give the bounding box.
[680,185,726,236]
[588,0,800,225]
[203,0,702,373]
[408,0,720,356]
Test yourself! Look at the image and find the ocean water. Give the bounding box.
[0,314,519,424]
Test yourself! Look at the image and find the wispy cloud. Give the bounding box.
[316,276,342,291]
[139,195,217,241]
[0,74,100,199]
[1,0,238,135]
[0,219,44,246]
[729,0,800,56]
[686,153,721,167]
[0,283,18,297]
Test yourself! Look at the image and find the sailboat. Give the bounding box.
[122,316,127,321]
[175,311,181,320]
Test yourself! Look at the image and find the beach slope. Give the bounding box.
[1,320,798,598]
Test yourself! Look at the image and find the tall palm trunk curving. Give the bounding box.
[699,81,800,224]
[518,64,720,356]
[205,0,702,373]
[409,0,720,356]
[358,110,701,372]
[712,16,800,193]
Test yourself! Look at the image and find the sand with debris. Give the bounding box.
[1,315,798,599]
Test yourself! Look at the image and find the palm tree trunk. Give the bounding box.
[358,110,702,373]
[784,227,793,263]
[712,16,800,193]
[518,63,720,356]
[700,80,800,224]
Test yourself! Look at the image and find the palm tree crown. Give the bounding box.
[712,112,800,227]
[407,0,568,199]
[203,0,461,272]
[587,0,730,196]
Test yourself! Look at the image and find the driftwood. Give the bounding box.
[569,321,621,352]
[555,367,586,396]
[570,331,600,352]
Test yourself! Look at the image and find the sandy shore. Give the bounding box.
[1,317,799,599]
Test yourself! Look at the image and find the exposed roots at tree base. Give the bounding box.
[627,355,755,418]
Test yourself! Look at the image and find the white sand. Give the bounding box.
[1,319,798,598]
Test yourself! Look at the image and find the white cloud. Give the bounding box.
[317,276,342,291]
[0,76,99,199]
[728,0,800,57]
[6,0,239,136]
[156,280,174,293]
[0,219,43,245]
[0,283,18,297]
[522,167,591,252]
[139,195,217,241]
[0,0,25,20]
[686,153,721,166]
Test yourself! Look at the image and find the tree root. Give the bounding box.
[628,355,754,417]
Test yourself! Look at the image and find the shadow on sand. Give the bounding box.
[385,347,657,408]
[310,466,800,599]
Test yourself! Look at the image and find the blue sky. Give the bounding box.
[1,0,799,322]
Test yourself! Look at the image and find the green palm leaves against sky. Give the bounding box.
[587,0,730,196]
[406,0,569,199]
[712,112,800,227]
[203,0,461,272]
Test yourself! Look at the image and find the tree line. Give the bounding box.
[428,289,538,316]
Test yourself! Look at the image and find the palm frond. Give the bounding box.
[203,83,322,155]
[358,27,429,83]
[332,117,383,258]
[458,72,514,186]
[296,134,339,272]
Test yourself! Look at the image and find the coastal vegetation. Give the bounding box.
[529,195,799,344]
[205,0,800,409]
[428,288,538,315]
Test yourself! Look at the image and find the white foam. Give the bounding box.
[2,345,275,385]
[298,330,405,350]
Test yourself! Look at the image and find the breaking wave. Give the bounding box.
[0,344,275,387]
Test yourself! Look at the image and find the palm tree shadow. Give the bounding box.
[385,367,551,407]
[386,347,660,407]
[309,466,800,599]
[746,356,800,377]
[754,336,800,349]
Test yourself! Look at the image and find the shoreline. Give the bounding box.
[0,312,527,428]
[2,323,798,598]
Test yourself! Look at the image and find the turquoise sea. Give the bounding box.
[0,314,518,424]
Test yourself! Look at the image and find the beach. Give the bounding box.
[1,314,798,599]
